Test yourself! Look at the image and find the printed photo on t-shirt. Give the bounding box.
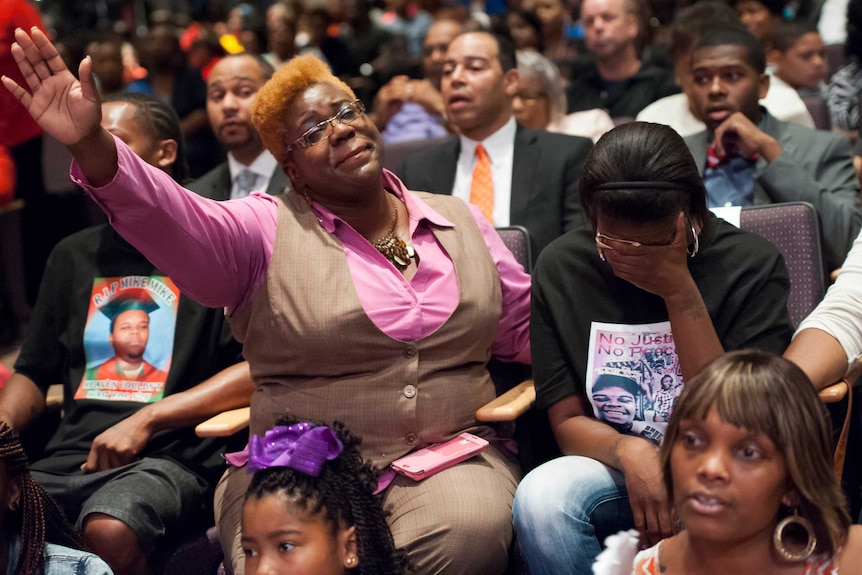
[75,276,179,403]
[586,321,684,446]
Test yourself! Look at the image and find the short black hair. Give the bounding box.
[592,374,640,397]
[217,51,276,80]
[669,2,745,63]
[694,26,767,74]
[770,19,819,53]
[457,31,517,72]
[498,33,517,72]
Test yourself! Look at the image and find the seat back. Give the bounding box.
[739,202,826,328]
[493,226,559,472]
[495,225,533,272]
[825,43,846,81]
[802,96,832,130]
[382,136,450,173]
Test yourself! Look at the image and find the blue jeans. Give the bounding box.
[512,456,634,575]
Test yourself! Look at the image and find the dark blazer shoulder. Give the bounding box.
[400,135,460,166]
[397,136,460,195]
[187,162,231,200]
[517,125,592,151]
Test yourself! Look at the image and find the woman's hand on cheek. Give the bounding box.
[603,212,693,299]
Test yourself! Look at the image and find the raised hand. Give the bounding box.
[1,27,101,147]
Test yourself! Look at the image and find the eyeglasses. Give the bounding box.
[286,100,366,152]
[595,227,699,261]
[595,233,641,262]
[513,93,545,107]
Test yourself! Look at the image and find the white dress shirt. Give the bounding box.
[452,117,517,226]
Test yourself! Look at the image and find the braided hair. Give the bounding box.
[244,416,410,574]
[0,423,84,575]
[102,91,190,184]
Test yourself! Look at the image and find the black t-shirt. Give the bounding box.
[532,216,794,424]
[16,225,243,485]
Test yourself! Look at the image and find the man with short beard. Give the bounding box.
[189,53,290,199]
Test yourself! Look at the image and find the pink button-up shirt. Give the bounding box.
[72,137,531,363]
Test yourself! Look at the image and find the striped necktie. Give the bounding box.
[235,169,258,199]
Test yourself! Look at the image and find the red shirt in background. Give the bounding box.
[0,0,48,149]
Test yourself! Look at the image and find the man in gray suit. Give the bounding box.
[189,53,290,199]
[684,27,861,271]
[398,31,593,256]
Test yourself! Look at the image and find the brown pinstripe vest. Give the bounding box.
[229,191,502,468]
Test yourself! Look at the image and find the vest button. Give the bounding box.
[403,346,417,358]
[403,384,417,398]
[405,432,418,445]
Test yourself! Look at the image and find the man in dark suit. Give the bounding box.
[398,31,593,256]
[188,53,290,199]
[683,27,861,272]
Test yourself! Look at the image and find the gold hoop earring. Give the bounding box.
[773,507,816,562]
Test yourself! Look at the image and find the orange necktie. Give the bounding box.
[470,144,494,224]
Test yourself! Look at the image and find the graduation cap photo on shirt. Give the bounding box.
[98,289,160,331]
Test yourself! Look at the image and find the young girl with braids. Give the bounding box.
[239,416,409,575]
[0,423,111,574]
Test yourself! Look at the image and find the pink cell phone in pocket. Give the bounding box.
[390,432,489,481]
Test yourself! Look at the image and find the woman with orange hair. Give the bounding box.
[4,28,531,575]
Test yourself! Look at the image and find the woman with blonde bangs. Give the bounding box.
[4,27,530,575]
[597,349,862,574]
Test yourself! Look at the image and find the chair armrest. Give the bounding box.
[819,359,862,404]
[46,384,63,409]
[819,381,849,403]
[195,407,250,437]
[476,380,536,422]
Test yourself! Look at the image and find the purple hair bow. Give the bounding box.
[247,422,343,477]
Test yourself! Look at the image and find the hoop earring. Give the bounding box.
[687,225,699,258]
[773,507,816,562]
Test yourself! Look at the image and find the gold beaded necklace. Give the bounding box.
[371,193,414,271]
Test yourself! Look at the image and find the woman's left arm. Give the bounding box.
[601,212,723,382]
[471,206,532,365]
